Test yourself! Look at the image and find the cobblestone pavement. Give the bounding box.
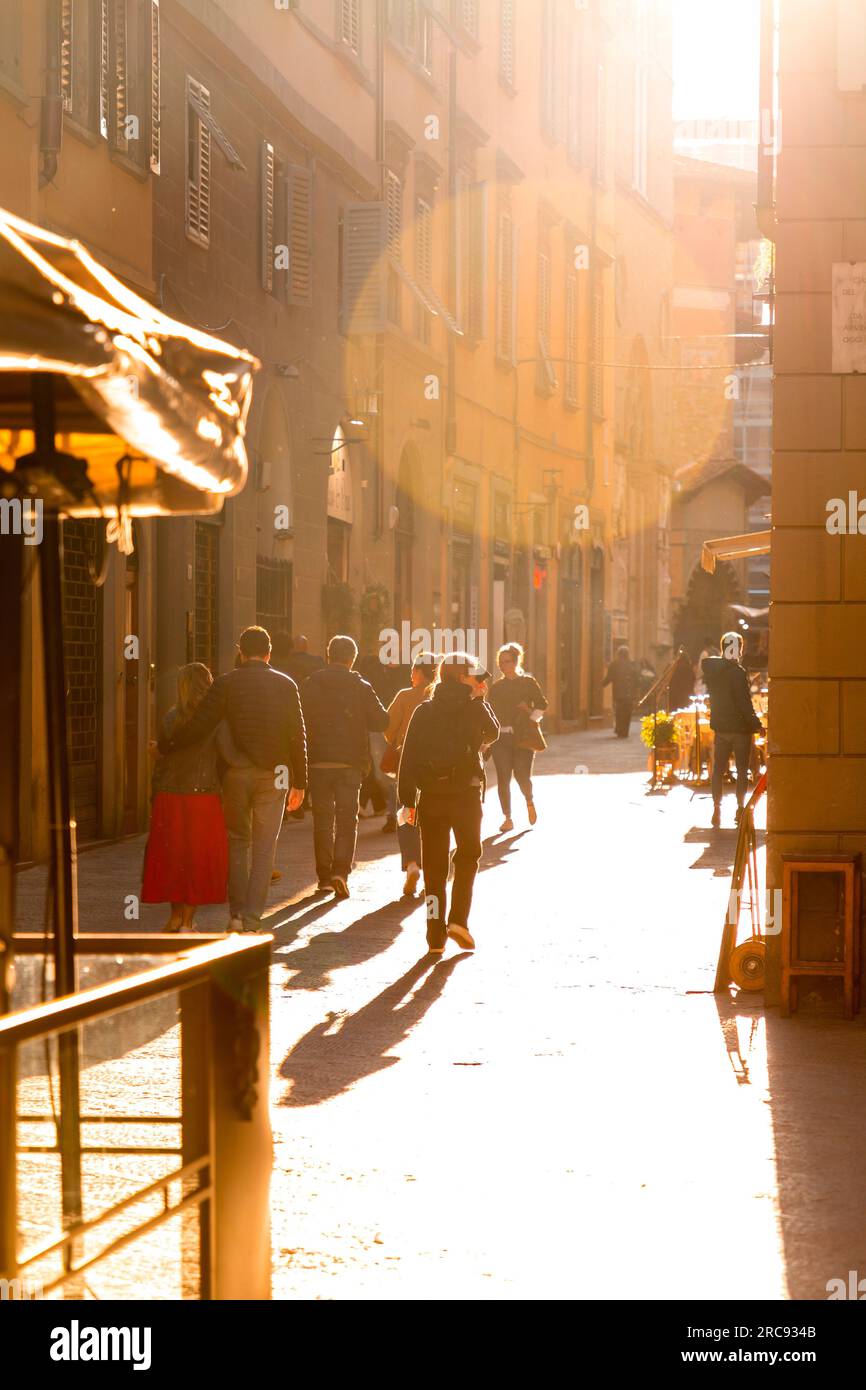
[15,730,866,1299]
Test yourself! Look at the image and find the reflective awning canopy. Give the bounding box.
[701,530,771,574]
[0,206,258,516]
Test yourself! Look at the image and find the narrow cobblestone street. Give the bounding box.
[16,729,866,1300]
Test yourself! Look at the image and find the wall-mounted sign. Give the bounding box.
[327,425,354,524]
[832,262,866,373]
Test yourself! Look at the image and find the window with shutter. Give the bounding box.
[592,285,604,415]
[261,141,275,294]
[340,0,360,54]
[499,0,515,87]
[98,0,110,138]
[495,204,516,365]
[111,0,128,152]
[460,0,478,38]
[536,244,555,395]
[385,168,403,324]
[287,164,313,306]
[186,76,212,248]
[565,271,579,407]
[415,196,433,343]
[595,62,607,185]
[567,28,581,165]
[541,0,558,140]
[339,202,386,335]
[149,0,161,174]
[60,0,74,110]
[467,181,487,342]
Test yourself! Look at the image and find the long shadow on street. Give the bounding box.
[277,954,465,1106]
[276,895,421,991]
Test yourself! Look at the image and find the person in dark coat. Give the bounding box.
[281,634,325,687]
[667,647,695,712]
[702,631,763,829]
[301,634,389,898]
[398,653,499,955]
[603,645,636,738]
[158,626,306,931]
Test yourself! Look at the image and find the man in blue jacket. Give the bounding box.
[702,632,763,830]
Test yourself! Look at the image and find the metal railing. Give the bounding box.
[0,934,272,1300]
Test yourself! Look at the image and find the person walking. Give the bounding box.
[398,652,499,954]
[702,631,763,830]
[385,651,440,897]
[143,663,228,932]
[301,634,389,898]
[359,653,403,833]
[487,642,547,832]
[603,644,636,739]
[158,626,306,932]
[282,634,325,687]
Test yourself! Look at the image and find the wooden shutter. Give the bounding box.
[98,0,110,138]
[595,61,606,184]
[261,141,275,293]
[541,0,557,139]
[186,77,211,247]
[567,28,581,164]
[286,164,313,306]
[340,0,359,53]
[60,0,74,110]
[112,0,128,151]
[565,271,578,407]
[496,206,515,363]
[499,0,514,86]
[461,0,479,37]
[149,0,161,173]
[340,202,386,335]
[467,181,487,341]
[415,197,432,286]
[592,284,603,414]
[385,168,403,257]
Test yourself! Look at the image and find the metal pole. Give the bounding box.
[32,374,83,1246]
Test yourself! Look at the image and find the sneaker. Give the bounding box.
[228,916,243,932]
[382,816,397,833]
[711,806,721,830]
[427,942,446,956]
[499,817,514,833]
[332,875,350,899]
[527,801,538,826]
[270,868,283,883]
[317,880,334,892]
[447,923,475,951]
[403,864,421,896]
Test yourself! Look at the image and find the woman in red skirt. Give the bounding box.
[142,662,228,931]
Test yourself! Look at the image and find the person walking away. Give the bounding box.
[487,642,547,831]
[143,663,228,931]
[159,626,306,931]
[301,634,389,898]
[359,653,404,833]
[603,645,636,739]
[283,634,325,687]
[385,652,440,896]
[398,653,499,954]
[667,647,695,712]
[702,631,763,830]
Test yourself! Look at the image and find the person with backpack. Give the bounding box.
[301,634,389,898]
[701,631,764,830]
[397,652,499,954]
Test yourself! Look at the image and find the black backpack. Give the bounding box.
[419,702,476,793]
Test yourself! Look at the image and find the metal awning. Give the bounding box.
[0,205,258,516]
[701,529,771,574]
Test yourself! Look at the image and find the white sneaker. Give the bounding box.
[228,916,243,932]
[403,864,421,896]
[447,923,475,951]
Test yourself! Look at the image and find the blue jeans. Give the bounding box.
[309,766,363,880]
[222,766,287,928]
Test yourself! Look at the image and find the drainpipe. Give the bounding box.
[40,0,63,187]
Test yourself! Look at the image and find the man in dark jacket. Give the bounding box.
[702,631,763,829]
[159,625,306,931]
[301,634,389,898]
[603,645,636,738]
[398,654,499,954]
[282,634,325,688]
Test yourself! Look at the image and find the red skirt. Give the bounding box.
[141,792,228,905]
